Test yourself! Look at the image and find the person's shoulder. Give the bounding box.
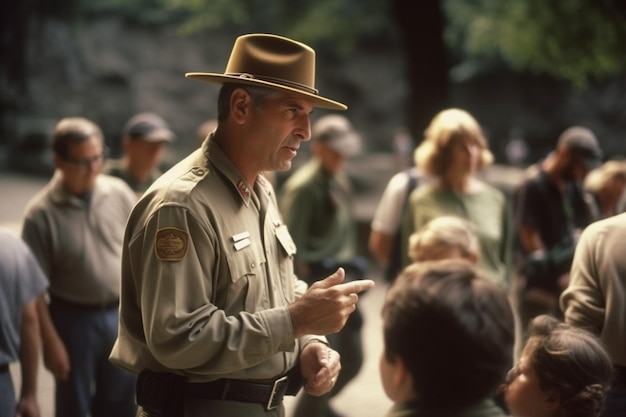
[0,227,21,247]
[22,180,54,218]
[103,158,126,176]
[411,179,437,198]
[147,157,221,207]
[96,174,138,204]
[516,163,544,185]
[388,167,425,185]
[474,179,506,199]
[585,212,626,238]
[99,173,135,192]
[281,160,321,192]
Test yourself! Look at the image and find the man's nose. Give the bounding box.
[299,117,312,142]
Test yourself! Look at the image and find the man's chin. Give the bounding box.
[275,161,292,172]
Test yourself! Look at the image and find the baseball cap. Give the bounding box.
[123,113,174,143]
[312,114,362,158]
[557,126,603,169]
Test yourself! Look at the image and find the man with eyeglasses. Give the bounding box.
[21,117,138,417]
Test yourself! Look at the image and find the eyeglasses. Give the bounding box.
[63,147,109,170]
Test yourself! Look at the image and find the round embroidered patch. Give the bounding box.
[155,227,189,261]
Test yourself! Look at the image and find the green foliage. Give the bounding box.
[32,0,626,86]
[68,0,396,55]
[444,0,626,87]
[160,0,394,54]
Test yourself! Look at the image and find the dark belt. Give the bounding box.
[186,376,290,411]
[50,296,119,311]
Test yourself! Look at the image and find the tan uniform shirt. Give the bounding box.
[110,137,322,382]
[561,212,626,367]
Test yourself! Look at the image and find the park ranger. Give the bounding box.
[109,33,374,417]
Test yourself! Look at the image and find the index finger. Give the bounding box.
[335,279,375,295]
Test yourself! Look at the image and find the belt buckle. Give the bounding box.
[266,375,288,411]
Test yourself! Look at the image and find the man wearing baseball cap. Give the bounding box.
[514,125,603,335]
[109,34,374,417]
[105,112,174,196]
[279,113,366,417]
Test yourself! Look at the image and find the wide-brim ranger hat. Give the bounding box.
[185,33,347,111]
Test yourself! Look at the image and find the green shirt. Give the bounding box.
[385,399,507,417]
[402,180,512,289]
[105,158,161,195]
[279,159,357,267]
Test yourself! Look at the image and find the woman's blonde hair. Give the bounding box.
[408,215,479,263]
[414,108,493,176]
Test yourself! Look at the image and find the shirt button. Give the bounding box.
[251,262,256,268]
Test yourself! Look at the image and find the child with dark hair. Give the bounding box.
[380,259,515,416]
[503,315,613,417]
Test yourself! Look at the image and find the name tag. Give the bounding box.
[276,225,296,256]
[232,231,251,251]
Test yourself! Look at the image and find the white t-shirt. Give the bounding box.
[371,167,422,235]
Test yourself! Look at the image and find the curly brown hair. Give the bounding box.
[523,315,614,417]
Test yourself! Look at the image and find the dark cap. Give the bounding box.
[557,126,602,169]
[312,114,362,158]
[123,113,174,143]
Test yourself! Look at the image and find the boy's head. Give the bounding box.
[408,215,479,263]
[380,260,514,409]
[504,315,613,417]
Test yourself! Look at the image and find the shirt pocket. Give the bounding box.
[275,224,297,303]
[225,245,265,312]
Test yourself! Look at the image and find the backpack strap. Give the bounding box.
[384,168,419,282]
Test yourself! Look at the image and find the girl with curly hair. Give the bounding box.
[503,315,613,417]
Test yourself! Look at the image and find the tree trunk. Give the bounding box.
[390,0,449,144]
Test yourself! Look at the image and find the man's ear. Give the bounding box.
[52,153,63,170]
[230,88,251,124]
[392,355,409,388]
[122,137,132,153]
[392,355,419,402]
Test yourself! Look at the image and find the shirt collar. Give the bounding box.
[49,170,92,208]
[206,135,275,208]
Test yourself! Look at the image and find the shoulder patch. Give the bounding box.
[155,227,189,261]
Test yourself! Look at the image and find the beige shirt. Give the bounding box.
[560,212,626,367]
[21,171,136,305]
[110,137,323,382]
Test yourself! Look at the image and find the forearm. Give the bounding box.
[19,301,41,399]
[368,230,392,265]
[36,294,60,348]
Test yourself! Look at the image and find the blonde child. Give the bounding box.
[407,215,479,264]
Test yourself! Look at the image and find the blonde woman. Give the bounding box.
[401,108,512,289]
